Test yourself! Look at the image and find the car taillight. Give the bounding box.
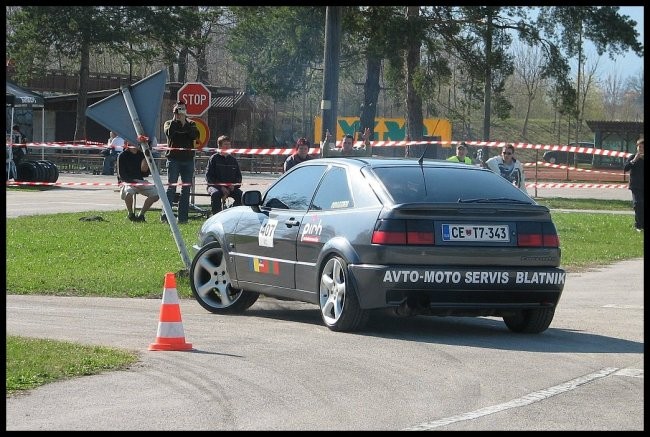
[372,219,434,245]
[517,222,560,248]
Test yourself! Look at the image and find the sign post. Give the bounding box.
[86,69,193,271]
[177,83,212,116]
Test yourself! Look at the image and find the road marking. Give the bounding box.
[403,367,619,430]
[602,304,644,309]
[613,368,644,378]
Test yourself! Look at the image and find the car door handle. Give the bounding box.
[285,219,300,227]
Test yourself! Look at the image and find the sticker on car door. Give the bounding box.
[259,219,278,247]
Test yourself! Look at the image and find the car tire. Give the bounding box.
[503,307,555,334]
[189,241,259,314]
[318,255,369,332]
[547,155,557,164]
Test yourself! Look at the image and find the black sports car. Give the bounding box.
[190,157,565,333]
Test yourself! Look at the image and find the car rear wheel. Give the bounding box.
[319,255,369,332]
[503,307,555,333]
[190,242,259,314]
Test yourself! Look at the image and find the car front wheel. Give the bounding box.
[319,255,369,332]
[190,242,259,314]
[503,307,555,333]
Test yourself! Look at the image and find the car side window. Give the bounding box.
[310,166,353,211]
[262,165,327,210]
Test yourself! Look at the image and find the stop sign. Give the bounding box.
[177,82,212,116]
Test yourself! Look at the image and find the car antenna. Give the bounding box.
[418,144,428,166]
[416,118,441,166]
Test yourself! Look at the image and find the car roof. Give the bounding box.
[313,156,481,171]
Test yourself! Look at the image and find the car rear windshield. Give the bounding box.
[372,165,533,204]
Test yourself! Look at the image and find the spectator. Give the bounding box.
[117,142,159,222]
[447,142,473,164]
[321,127,372,157]
[624,137,644,232]
[11,124,28,166]
[284,137,315,172]
[101,131,124,176]
[486,143,527,193]
[162,101,199,224]
[206,135,243,215]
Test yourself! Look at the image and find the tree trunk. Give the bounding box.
[177,47,189,84]
[74,41,90,142]
[360,55,381,140]
[481,11,494,164]
[405,6,423,157]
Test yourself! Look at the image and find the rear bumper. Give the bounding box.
[349,265,565,310]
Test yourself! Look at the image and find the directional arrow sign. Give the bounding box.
[86,69,167,146]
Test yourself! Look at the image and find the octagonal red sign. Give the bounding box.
[177,82,212,116]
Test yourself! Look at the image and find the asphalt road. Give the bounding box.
[6,171,642,430]
[6,258,644,431]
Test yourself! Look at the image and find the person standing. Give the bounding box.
[283,137,315,172]
[486,143,527,193]
[162,101,199,224]
[624,137,644,232]
[102,131,124,176]
[117,142,159,222]
[321,127,372,157]
[11,124,28,166]
[206,135,243,215]
[447,142,473,164]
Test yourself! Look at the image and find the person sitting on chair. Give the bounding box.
[206,135,243,215]
[117,142,159,222]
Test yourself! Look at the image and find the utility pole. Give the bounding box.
[320,6,342,144]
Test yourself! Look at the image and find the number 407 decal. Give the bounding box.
[258,219,278,247]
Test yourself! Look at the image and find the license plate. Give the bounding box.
[442,224,510,242]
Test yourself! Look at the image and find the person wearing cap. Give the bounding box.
[162,101,199,224]
[283,137,315,172]
[205,135,243,215]
[447,142,473,164]
[321,127,372,158]
[117,142,159,222]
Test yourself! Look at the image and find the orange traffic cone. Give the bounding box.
[148,272,193,351]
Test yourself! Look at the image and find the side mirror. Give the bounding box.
[242,190,263,212]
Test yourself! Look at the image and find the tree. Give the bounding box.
[511,41,547,140]
[7,7,135,140]
[226,7,326,101]
[536,6,643,142]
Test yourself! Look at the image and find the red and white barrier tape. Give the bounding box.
[7,180,628,189]
[10,140,633,158]
[524,161,627,176]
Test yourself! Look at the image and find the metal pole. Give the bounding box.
[320,6,342,143]
[41,106,45,160]
[120,85,192,271]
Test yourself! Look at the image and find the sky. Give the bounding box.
[581,6,644,81]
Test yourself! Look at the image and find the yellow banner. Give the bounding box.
[313,117,451,146]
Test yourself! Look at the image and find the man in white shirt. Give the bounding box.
[486,143,527,194]
[102,131,125,176]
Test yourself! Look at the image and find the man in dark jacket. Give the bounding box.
[624,137,644,231]
[283,137,314,172]
[162,101,199,224]
[206,135,243,215]
[117,142,159,222]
